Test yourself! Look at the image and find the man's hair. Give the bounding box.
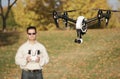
[26,26,37,33]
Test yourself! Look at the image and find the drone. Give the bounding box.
[52,8,120,44]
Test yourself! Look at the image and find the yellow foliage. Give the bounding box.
[12,0,120,30]
[12,0,41,28]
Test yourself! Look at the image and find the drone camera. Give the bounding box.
[74,38,83,44]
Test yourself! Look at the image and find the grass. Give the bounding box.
[0,28,120,79]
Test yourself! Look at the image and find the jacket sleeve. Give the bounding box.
[39,46,49,67]
[15,47,27,66]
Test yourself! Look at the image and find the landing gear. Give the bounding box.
[74,38,83,44]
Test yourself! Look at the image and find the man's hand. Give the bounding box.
[26,55,40,62]
[35,56,40,63]
[26,55,31,62]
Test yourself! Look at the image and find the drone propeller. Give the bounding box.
[101,9,120,12]
[97,9,104,26]
[110,10,120,12]
[55,9,81,13]
[60,9,81,27]
[51,10,72,28]
[62,11,69,27]
[104,10,111,26]
[51,10,68,28]
[65,9,81,12]
[92,8,120,12]
[93,8,116,26]
[52,10,60,28]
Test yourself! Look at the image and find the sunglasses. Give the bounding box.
[27,33,36,35]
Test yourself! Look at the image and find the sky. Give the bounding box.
[107,0,120,9]
[1,0,14,6]
[2,0,120,10]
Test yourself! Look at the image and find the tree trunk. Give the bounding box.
[2,17,7,32]
[0,0,17,32]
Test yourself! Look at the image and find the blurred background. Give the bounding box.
[0,1,120,79]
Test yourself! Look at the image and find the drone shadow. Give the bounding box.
[0,31,20,46]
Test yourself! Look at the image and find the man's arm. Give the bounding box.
[15,47,28,66]
[39,46,49,67]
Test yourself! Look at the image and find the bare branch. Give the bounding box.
[9,0,17,8]
[0,0,17,31]
[5,0,17,19]
[8,0,10,6]
[0,0,4,17]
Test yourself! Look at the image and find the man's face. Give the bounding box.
[27,29,36,41]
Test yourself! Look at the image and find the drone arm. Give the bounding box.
[86,17,98,24]
[60,15,76,23]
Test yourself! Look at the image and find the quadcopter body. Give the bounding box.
[75,16,87,43]
[51,9,120,44]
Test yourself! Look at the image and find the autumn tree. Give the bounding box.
[12,0,120,30]
[12,0,61,30]
[0,0,17,32]
[61,0,109,19]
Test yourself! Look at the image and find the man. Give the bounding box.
[15,26,49,79]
